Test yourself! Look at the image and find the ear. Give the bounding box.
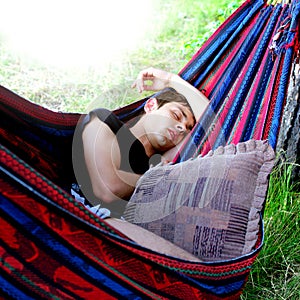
[144,97,159,113]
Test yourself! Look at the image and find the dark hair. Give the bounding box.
[152,87,195,122]
[127,87,195,127]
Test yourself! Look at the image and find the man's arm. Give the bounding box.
[132,67,209,120]
[82,115,140,205]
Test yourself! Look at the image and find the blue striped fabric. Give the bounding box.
[0,276,35,300]
[180,0,265,88]
[213,4,283,149]
[0,194,142,299]
[178,0,299,162]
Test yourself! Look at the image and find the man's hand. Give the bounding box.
[132,66,210,121]
[131,67,173,93]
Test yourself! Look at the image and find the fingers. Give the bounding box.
[131,80,141,93]
[131,79,151,93]
[141,71,154,79]
[131,69,155,93]
[132,67,169,93]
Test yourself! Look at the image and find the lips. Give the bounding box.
[167,129,178,143]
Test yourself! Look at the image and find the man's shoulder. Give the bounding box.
[91,108,116,120]
[90,108,123,134]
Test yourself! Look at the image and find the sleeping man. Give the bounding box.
[72,67,209,260]
[73,67,209,215]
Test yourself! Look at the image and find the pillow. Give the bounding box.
[123,140,275,262]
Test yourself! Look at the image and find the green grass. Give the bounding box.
[241,161,300,300]
[0,0,241,113]
[1,1,299,299]
[242,162,300,300]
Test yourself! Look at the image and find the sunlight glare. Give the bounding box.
[0,0,154,68]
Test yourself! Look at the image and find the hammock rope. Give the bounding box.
[214,4,285,148]
[177,0,299,162]
[180,0,266,88]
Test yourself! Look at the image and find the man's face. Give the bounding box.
[144,101,195,152]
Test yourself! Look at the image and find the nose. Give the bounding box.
[175,122,187,133]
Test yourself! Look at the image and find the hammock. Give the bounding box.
[0,0,299,299]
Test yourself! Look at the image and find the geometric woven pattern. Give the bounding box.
[124,140,275,262]
[0,143,262,299]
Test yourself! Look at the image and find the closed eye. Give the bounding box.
[172,111,180,120]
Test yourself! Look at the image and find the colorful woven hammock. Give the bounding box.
[0,0,299,299]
